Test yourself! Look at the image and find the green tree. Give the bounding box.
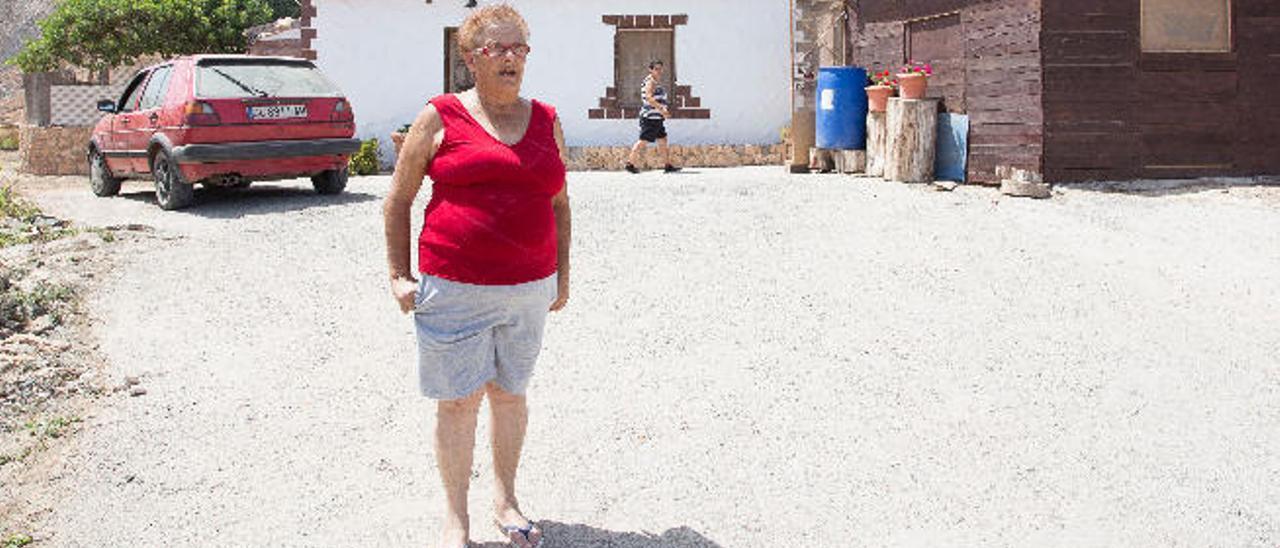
[265,0,301,19]
[9,0,273,74]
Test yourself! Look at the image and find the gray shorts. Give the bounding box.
[413,273,557,400]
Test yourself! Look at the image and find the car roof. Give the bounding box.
[134,54,314,75]
[191,54,311,63]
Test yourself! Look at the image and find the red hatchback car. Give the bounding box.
[89,55,361,210]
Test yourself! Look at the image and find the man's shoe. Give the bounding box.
[625,163,640,174]
[663,164,682,173]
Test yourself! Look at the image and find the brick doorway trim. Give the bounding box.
[589,14,710,120]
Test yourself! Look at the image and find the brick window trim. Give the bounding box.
[592,14,710,120]
[299,0,317,60]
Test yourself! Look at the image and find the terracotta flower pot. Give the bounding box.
[865,85,893,112]
[896,73,928,99]
[391,131,406,160]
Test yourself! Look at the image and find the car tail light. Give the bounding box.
[331,99,354,122]
[182,101,220,126]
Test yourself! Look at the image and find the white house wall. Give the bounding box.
[312,0,790,157]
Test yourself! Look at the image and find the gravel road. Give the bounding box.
[17,169,1280,547]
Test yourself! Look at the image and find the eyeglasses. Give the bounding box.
[475,42,531,58]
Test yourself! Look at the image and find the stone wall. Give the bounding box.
[565,144,785,171]
[18,125,90,176]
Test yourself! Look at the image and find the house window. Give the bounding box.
[1141,0,1231,52]
[590,14,709,120]
[444,27,474,93]
[615,29,674,110]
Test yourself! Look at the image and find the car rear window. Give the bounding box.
[196,60,342,99]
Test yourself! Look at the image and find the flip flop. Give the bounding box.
[494,518,543,548]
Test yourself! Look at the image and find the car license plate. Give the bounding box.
[247,104,307,120]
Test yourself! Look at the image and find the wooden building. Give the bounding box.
[847,0,1280,183]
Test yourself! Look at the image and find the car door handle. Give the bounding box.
[148,114,159,123]
[120,118,131,124]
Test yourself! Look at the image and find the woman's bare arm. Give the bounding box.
[383,103,442,312]
[550,115,571,311]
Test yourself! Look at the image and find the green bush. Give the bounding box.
[0,187,40,222]
[2,532,33,548]
[0,187,79,247]
[0,280,76,330]
[0,135,17,151]
[348,138,380,176]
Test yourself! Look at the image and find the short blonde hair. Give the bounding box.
[457,4,530,54]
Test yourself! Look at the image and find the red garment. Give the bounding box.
[419,94,565,285]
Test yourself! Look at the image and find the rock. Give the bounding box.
[32,215,67,229]
[125,376,141,386]
[932,180,959,192]
[129,387,147,397]
[6,333,71,351]
[1001,179,1052,199]
[106,224,154,233]
[43,233,99,254]
[27,315,55,334]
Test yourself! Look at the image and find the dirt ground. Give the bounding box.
[2,160,1279,546]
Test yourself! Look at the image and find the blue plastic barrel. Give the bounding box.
[815,67,868,150]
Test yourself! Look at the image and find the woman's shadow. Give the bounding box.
[472,521,722,548]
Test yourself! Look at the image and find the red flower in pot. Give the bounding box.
[896,61,932,100]
[865,70,896,112]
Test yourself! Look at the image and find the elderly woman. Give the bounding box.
[382,5,569,548]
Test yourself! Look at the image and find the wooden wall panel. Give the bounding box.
[1235,6,1280,173]
[1043,0,1280,181]
[852,0,1043,183]
[908,13,966,112]
[858,0,1280,183]
[1042,0,1139,181]
[963,0,1043,182]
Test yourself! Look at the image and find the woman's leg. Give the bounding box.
[657,137,671,166]
[627,140,647,167]
[487,381,542,545]
[435,388,485,547]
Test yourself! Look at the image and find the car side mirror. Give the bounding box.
[97,100,117,113]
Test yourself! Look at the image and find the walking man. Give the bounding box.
[625,60,680,174]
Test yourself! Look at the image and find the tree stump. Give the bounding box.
[809,147,834,173]
[884,98,939,183]
[833,149,865,174]
[865,111,887,177]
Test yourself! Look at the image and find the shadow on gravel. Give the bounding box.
[1056,177,1280,198]
[117,184,379,218]
[472,522,722,548]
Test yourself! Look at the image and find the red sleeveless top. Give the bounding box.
[419,94,565,285]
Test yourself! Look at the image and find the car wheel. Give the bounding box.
[151,149,194,210]
[89,148,121,197]
[311,167,348,195]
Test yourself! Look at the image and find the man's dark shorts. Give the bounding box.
[639,117,667,143]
